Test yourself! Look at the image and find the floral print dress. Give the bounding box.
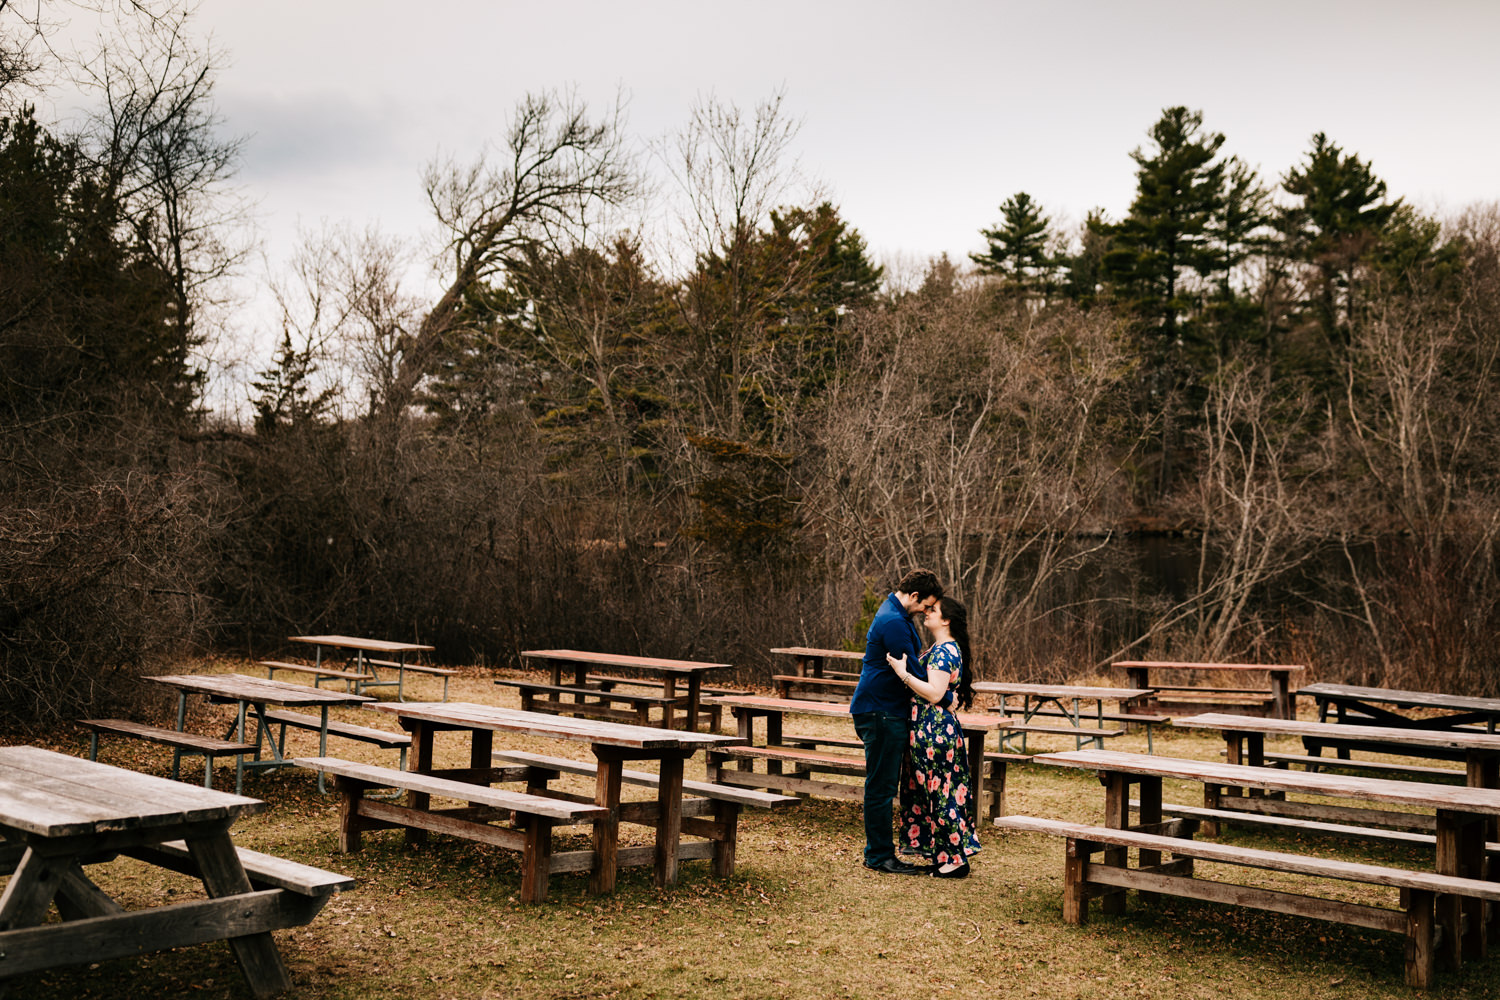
[897,641,981,865]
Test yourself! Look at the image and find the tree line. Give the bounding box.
[2,4,1497,727]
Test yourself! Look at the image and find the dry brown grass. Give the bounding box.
[8,662,1499,999]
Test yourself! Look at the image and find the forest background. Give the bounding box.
[3,2,1498,728]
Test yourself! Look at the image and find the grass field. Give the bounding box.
[9,661,1499,1000]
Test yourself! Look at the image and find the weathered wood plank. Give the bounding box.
[0,889,326,979]
[996,815,1500,898]
[1032,749,1500,814]
[490,749,799,809]
[292,757,607,822]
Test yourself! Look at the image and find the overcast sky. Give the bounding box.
[46,1,1500,390]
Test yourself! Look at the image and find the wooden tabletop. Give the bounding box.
[703,694,1006,732]
[1113,661,1306,673]
[1032,748,1500,814]
[1172,712,1500,752]
[288,635,435,654]
[0,745,264,838]
[147,672,375,707]
[365,701,741,750]
[974,682,1153,700]
[769,647,864,660]
[1298,683,1500,713]
[519,649,731,674]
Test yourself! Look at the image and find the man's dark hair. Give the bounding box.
[895,568,943,601]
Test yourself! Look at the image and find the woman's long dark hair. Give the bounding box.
[939,596,974,710]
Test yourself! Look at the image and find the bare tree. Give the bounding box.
[1186,360,1324,658]
[654,89,805,439]
[388,89,636,418]
[812,286,1140,673]
[74,4,251,376]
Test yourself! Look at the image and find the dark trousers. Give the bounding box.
[854,710,908,866]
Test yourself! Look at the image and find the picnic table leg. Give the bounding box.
[333,775,370,852]
[1405,888,1438,989]
[0,844,65,931]
[467,728,494,809]
[732,709,755,772]
[590,753,623,895]
[1269,670,1292,719]
[1435,809,1487,966]
[1100,771,1130,915]
[520,816,554,903]
[1136,777,1163,903]
[1063,837,1092,924]
[171,692,189,781]
[685,675,703,732]
[662,676,679,729]
[654,752,688,887]
[711,800,741,877]
[965,729,985,826]
[766,711,784,776]
[405,723,434,847]
[187,828,294,997]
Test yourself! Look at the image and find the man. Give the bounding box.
[850,567,943,874]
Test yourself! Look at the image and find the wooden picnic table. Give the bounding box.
[770,646,863,678]
[287,634,438,700]
[1172,712,1500,791]
[517,649,732,730]
[1032,747,1500,965]
[1299,682,1500,733]
[973,681,1163,750]
[363,701,740,891]
[1113,660,1304,719]
[0,745,351,997]
[766,647,864,702]
[701,694,1004,822]
[148,673,374,793]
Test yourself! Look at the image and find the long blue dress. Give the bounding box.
[897,640,981,865]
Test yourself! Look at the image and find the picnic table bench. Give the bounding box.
[490,749,798,876]
[771,674,858,701]
[973,681,1165,751]
[570,673,750,729]
[331,702,744,897]
[1027,748,1500,969]
[996,813,1500,989]
[1113,660,1304,719]
[79,718,257,790]
[494,678,681,727]
[1299,682,1500,733]
[259,658,371,690]
[0,746,352,997]
[294,756,608,903]
[286,635,439,701]
[1168,712,1500,842]
[516,649,734,731]
[769,646,864,679]
[145,673,380,793]
[702,694,1007,821]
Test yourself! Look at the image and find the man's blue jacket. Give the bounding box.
[850,593,926,716]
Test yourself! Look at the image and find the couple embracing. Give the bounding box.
[852,568,979,878]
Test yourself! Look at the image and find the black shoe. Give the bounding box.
[930,862,970,879]
[864,857,924,875]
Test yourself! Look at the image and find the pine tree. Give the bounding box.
[970,191,1054,294]
[1103,107,1227,342]
[1276,132,1400,348]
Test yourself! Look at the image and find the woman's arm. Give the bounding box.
[885,652,950,705]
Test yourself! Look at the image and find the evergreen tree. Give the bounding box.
[1061,209,1111,306]
[971,191,1054,293]
[1276,132,1400,348]
[1103,107,1227,342]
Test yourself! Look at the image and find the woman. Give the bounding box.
[885,595,980,878]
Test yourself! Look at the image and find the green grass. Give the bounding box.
[9,663,1500,999]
